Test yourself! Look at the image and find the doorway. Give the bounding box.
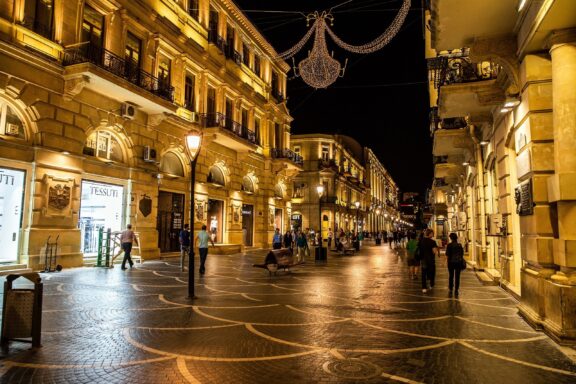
[207,199,224,243]
[274,208,283,231]
[79,180,124,256]
[242,204,254,246]
[157,191,185,253]
[0,168,25,263]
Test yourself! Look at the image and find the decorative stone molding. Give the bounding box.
[42,174,75,218]
[147,113,168,128]
[470,36,520,96]
[63,75,90,101]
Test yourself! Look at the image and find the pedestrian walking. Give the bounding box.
[195,224,215,275]
[120,224,138,270]
[420,229,439,293]
[445,232,465,297]
[272,228,282,249]
[406,233,420,279]
[284,230,292,250]
[296,231,309,262]
[387,231,393,247]
[327,228,333,249]
[179,223,191,271]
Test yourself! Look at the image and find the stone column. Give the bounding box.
[548,29,576,283]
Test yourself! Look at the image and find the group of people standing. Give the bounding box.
[273,228,311,261]
[405,229,466,297]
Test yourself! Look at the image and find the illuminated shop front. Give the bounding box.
[79,180,124,256]
[0,168,25,263]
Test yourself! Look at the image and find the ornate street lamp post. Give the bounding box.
[354,201,360,251]
[316,184,325,261]
[184,131,202,299]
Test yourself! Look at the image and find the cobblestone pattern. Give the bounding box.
[1,244,575,383]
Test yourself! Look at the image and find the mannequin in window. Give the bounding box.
[210,215,218,242]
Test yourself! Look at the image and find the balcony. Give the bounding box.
[271,148,303,170]
[200,113,257,152]
[271,89,285,103]
[208,30,226,54]
[224,46,243,66]
[429,107,468,135]
[318,158,338,171]
[428,53,504,119]
[62,43,175,114]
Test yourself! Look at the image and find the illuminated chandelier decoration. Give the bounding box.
[276,0,411,89]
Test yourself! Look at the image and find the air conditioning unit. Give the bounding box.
[5,123,20,136]
[143,146,157,162]
[190,111,199,123]
[121,103,137,119]
[488,213,504,236]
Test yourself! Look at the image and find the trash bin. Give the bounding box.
[1,273,43,348]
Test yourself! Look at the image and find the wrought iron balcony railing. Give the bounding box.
[271,148,303,165]
[271,89,285,102]
[428,51,501,89]
[208,30,226,53]
[429,107,468,135]
[200,113,257,145]
[63,43,175,102]
[318,158,338,170]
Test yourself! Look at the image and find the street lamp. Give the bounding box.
[316,184,325,261]
[184,130,202,299]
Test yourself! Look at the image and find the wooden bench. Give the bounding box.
[253,248,304,276]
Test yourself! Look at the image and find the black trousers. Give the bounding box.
[122,242,133,268]
[199,247,208,274]
[421,263,436,289]
[448,262,462,292]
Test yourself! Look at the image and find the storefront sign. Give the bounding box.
[515,179,534,216]
[90,185,120,198]
[291,214,302,220]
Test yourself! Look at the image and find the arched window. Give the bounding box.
[84,130,124,162]
[242,175,255,194]
[160,152,184,177]
[0,99,26,139]
[207,165,225,186]
[274,183,284,199]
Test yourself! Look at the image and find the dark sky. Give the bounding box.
[234,0,432,194]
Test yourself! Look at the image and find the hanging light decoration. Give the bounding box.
[276,0,411,89]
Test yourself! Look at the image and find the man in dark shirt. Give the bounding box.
[179,223,191,272]
[419,228,439,293]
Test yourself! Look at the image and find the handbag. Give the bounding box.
[460,258,467,270]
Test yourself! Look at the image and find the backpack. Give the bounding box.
[451,243,464,263]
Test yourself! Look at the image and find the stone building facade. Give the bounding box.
[289,134,399,238]
[425,0,576,342]
[0,0,299,270]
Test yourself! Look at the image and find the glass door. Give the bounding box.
[0,168,25,263]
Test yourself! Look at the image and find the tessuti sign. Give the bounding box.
[0,168,25,262]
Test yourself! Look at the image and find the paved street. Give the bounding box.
[1,244,575,384]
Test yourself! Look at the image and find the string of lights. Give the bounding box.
[325,0,410,53]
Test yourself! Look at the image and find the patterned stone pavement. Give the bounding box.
[1,244,575,384]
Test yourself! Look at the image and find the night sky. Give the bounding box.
[234,0,432,194]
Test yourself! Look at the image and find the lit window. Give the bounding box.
[184,73,196,111]
[0,102,25,139]
[207,166,226,186]
[321,144,329,160]
[84,131,123,162]
[158,55,171,88]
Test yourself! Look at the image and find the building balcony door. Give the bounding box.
[157,191,184,253]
